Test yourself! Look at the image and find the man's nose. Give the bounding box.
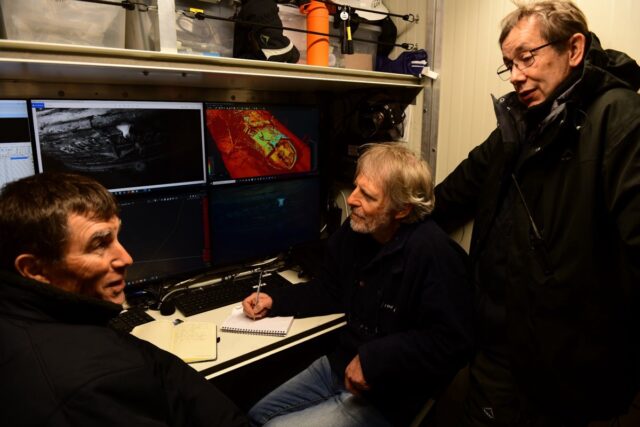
[509,65,527,84]
[112,241,133,268]
[347,190,359,207]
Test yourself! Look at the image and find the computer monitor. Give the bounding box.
[30,99,206,194]
[0,100,35,188]
[204,102,319,184]
[117,188,211,287]
[209,177,321,267]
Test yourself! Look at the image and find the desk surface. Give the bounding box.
[141,270,346,379]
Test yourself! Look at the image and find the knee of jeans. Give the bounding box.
[248,406,269,427]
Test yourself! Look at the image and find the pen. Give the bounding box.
[255,270,263,308]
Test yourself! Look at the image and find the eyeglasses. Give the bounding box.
[496,40,562,81]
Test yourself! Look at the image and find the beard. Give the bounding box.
[349,208,395,236]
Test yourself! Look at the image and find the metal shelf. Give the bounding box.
[0,40,425,94]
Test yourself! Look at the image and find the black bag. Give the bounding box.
[233,0,300,63]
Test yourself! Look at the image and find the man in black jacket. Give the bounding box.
[242,142,473,426]
[432,1,640,425]
[0,172,247,427]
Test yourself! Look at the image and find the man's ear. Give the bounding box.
[568,33,586,67]
[14,254,50,284]
[394,205,412,221]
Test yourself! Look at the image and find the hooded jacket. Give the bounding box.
[0,270,247,427]
[433,33,640,421]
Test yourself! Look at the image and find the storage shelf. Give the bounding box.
[0,40,425,93]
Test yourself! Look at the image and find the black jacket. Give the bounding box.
[269,218,473,424]
[433,33,640,421]
[0,270,247,427]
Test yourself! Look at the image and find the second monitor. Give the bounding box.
[204,102,320,184]
[209,177,321,268]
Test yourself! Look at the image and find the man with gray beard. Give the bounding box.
[241,142,473,426]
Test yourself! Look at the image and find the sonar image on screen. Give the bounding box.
[31,100,206,193]
[205,105,317,183]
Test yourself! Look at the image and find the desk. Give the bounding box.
[146,305,345,379]
[140,270,346,380]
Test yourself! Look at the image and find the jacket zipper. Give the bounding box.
[511,174,553,276]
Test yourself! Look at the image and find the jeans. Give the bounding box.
[248,356,392,427]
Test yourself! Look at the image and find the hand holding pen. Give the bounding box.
[242,292,273,320]
[242,271,273,319]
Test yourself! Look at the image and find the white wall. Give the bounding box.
[435,0,640,248]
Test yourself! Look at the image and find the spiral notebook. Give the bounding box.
[221,307,294,337]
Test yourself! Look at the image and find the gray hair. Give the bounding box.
[500,0,589,49]
[356,142,434,223]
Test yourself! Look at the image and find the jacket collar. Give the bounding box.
[583,32,640,93]
[0,269,122,326]
[493,56,584,161]
[358,221,418,269]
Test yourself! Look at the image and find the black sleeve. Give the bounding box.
[132,336,249,427]
[432,129,501,233]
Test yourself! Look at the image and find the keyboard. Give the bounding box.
[108,307,155,333]
[172,272,292,317]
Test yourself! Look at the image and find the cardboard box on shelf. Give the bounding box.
[330,22,381,71]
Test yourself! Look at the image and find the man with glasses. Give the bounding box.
[432,1,640,426]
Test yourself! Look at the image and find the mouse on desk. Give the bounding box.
[159,300,176,316]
